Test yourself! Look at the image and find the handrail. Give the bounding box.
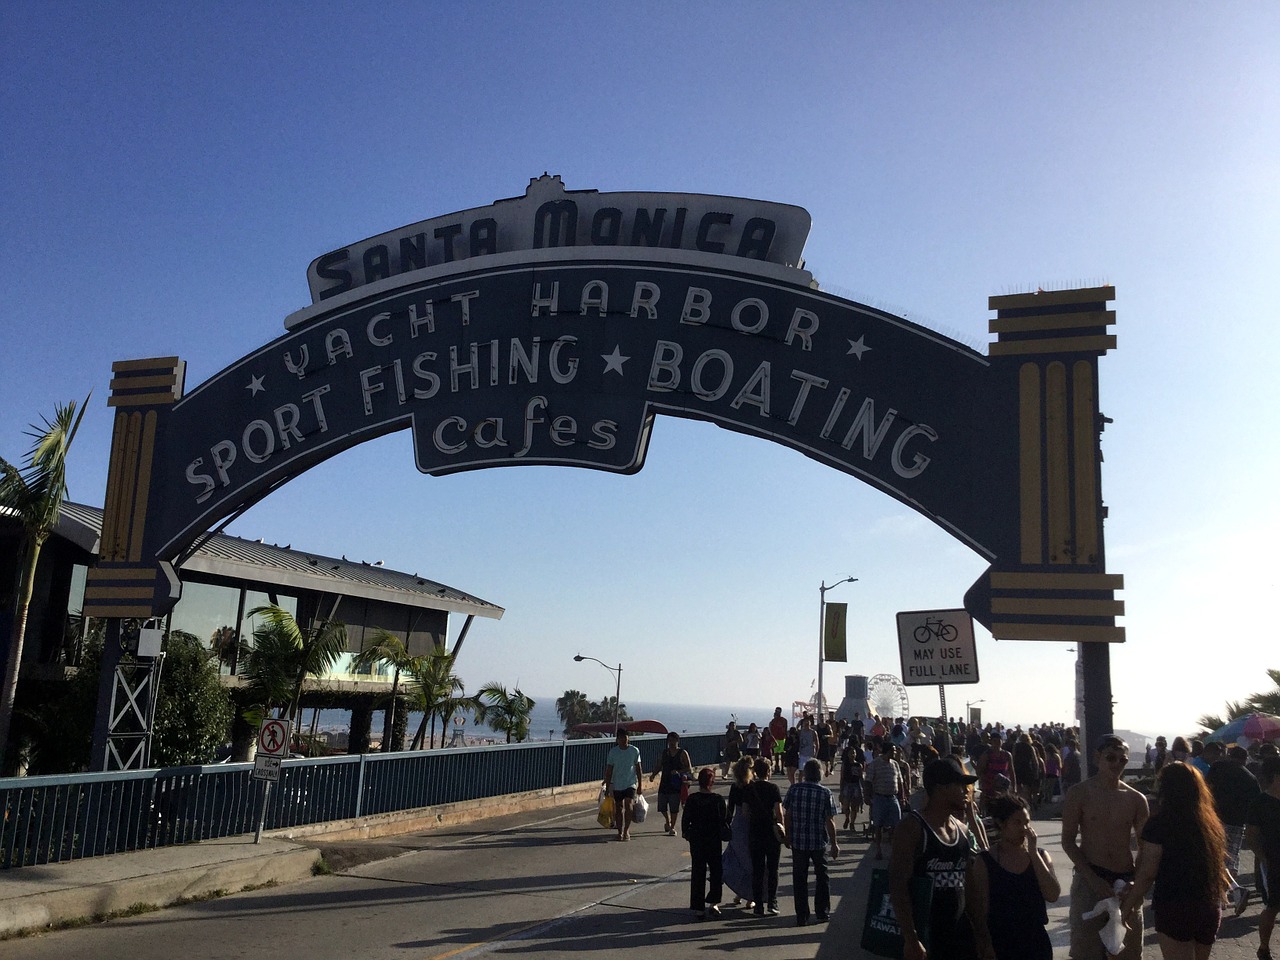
[0,732,721,868]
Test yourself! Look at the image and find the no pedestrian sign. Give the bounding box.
[257,718,289,758]
[896,609,979,687]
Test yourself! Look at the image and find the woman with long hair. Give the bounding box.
[977,731,1016,814]
[968,795,1060,959]
[1122,761,1229,959]
[722,756,755,909]
[1012,734,1041,809]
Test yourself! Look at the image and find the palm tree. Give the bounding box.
[351,629,417,752]
[1250,668,1280,716]
[1198,670,1280,735]
[1197,699,1253,737]
[209,625,239,672]
[238,605,346,743]
[406,648,468,749]
[475,683,536,743]
[0,397,88,770]
[588,696,633,726]
[555,689,590,735]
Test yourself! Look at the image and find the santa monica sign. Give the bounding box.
[86,175,1124,656]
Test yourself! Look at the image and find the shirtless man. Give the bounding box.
[1061,734,1149,959]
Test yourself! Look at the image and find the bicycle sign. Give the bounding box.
[896,608,978,687]
[913,617,958,644]
[257,718,289,758]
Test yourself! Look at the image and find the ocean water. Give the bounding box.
[309,698,782,740]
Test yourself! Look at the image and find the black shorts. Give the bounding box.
[1152,899,1220,945]
[612,787,636,802]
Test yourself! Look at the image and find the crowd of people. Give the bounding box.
[598,711,1280,960]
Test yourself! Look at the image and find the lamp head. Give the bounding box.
[573,655,584,662]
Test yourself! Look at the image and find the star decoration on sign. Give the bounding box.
[602,345,629,375]
[847,336,871,360]
[247,374,265,396]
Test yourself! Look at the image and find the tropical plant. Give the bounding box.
[587,695,633,727]
[238,604,346,742]
[20,628,233,773]
[1250,668,1280,716]
[209,625,239,672]
[0,397,88,771]
[406,648,470,749]
[475,683,536,743]
[555,689,590,735]
[1197,699,1254,737]
[150,630,235,766]
[1196,670,1280,735]
[352,629,418,752]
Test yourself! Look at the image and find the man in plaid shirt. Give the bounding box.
[783,758,840,926]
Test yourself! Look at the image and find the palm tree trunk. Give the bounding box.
[383,667,400,752]
[0,538,41,771]
[288,677,306,749]
[308,706,321,756]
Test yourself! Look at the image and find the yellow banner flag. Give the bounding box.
[824,602,848,662]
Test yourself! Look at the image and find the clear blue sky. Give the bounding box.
[3,4,1277,738]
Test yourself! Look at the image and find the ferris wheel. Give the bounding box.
[867,673,911,720]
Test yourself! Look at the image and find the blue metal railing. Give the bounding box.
[0,733,719,868]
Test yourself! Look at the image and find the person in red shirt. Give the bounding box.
[768,707,789,774]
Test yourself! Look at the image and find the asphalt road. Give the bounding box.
[3,785,1268,960]
[1,796,862,960]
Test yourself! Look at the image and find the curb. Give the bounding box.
[0,781,601,939]
[268,780,601,844]
[0,844,320,939]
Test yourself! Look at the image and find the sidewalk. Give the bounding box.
[0,834,319,936]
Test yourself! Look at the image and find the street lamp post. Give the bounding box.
[965,699,986,725]
[818,576,857,719]
[574,654,623,733]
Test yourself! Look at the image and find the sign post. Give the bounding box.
[253,718,289,843]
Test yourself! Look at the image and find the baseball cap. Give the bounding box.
[923,758,978,791]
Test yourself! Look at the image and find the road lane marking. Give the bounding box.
[451,807,598,845]
[417,866,686,959]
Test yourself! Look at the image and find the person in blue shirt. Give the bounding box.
[783,758,839,926]
[603,728,643,841]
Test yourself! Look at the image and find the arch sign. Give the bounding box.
[84,174,1123,660]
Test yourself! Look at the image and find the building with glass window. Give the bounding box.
[1,501,504,757]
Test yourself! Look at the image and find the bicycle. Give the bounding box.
[913,617,958,643]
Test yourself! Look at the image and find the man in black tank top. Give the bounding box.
[889,759,980,960]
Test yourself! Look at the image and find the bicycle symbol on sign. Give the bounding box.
[913,617,959,644]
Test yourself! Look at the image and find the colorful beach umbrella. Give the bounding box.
[1205,712,1280,745]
